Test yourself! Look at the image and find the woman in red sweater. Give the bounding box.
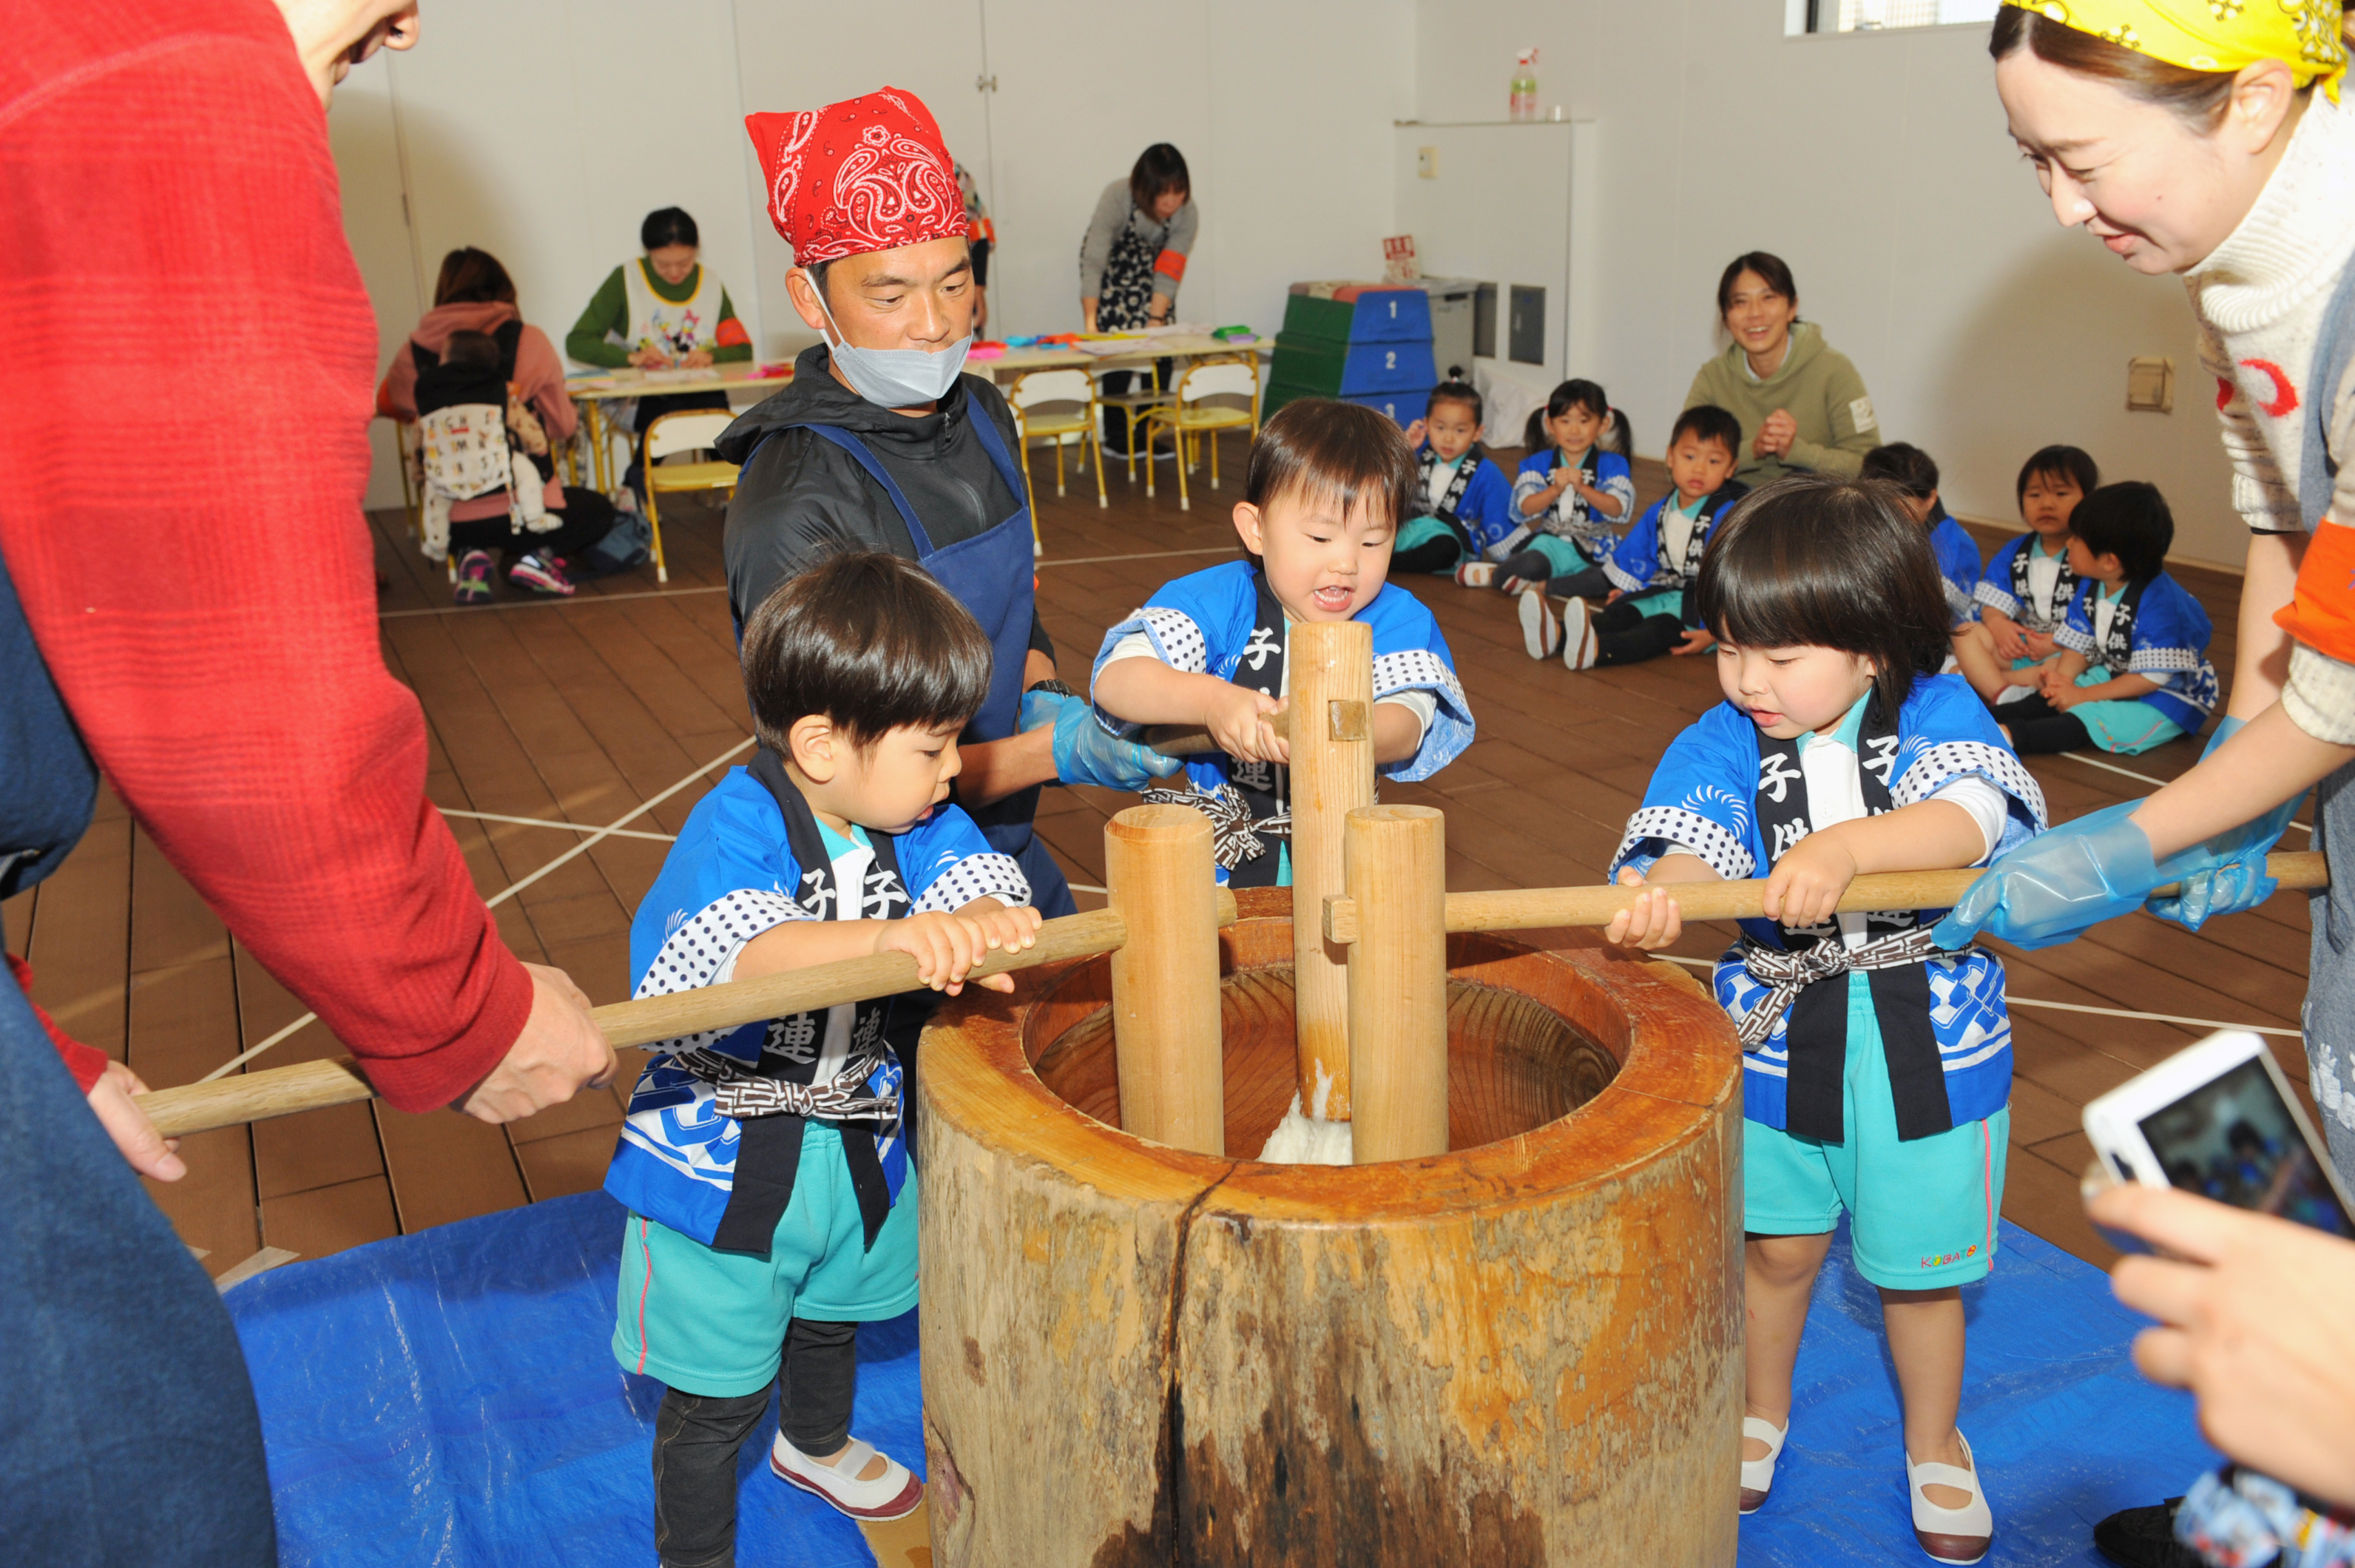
[0,0,615,1557]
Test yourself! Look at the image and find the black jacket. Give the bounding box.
[718,344,1051,658]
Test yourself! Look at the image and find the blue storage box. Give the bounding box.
[1346,389,1430,428]
[1338,338,1436,396]
[1346,287,1431,343]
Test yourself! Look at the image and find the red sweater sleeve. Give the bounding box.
[0,2,533,1112]
[8,956,110,1095]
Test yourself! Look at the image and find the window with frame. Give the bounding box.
[1802,0,1999,31]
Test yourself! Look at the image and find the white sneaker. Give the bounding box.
[1453,560,1496,589]
[1740,1416,1787,1515]
[1558,596,1598,671]
[771,1433,924,1521]
[1907,1431,1993,1564]
[1518,589,1559,660]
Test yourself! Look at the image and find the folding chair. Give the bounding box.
[1007,369,1109,526]
[1096,366,1175,486]
[1142,358,1261,511]
[641,409,739,584]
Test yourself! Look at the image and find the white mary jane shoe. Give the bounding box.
[771,1432,924,1521]
[1907,1430,1993,1564]
[1739,1416,1787,1515]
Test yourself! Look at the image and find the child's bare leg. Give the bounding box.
[1745,1231,1834,1447]
[1880,1284,1970,1505]
[1950,624,2010,703]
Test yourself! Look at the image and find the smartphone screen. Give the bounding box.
[2138,1057,2355,1238]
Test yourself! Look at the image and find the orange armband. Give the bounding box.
[2274,520,2355,665]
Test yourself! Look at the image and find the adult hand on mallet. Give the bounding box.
[2087,1180,2355,1510]
[459,962,616,1123]
[87,1059,186,1182]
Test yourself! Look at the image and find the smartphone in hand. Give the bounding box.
[2083,1030,2355,1240]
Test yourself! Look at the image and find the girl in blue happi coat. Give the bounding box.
[1954,445,2098,705]
[1091,397,1473,887]
[1603,475,2047,1563]
[1994,481,2219,756]
[1389,379,1516,576]
[1519,403,1748,669]
[1454,377,1637,596]
[606,553,1041,1550]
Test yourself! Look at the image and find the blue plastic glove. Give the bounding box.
[1932,801,2165,950]
[2142,716,2301,931]
[1021,688,1184,792]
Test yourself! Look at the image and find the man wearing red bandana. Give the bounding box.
[719,88,1178,923]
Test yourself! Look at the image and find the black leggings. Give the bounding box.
[651,1318,860,1568]
[447,487,614,564]
[1393,535,1463,576]
[1990,690,2092,754]
[1592,599,1689,667]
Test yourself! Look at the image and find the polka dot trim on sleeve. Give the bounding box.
[911,852,1033,914]
[2053,624,2097,656]
[1614,806,1754,884]
[1896,742,2050,832]
[629,889,811,1055]
[1138,608,1208,675]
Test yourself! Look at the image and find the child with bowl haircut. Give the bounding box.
[1954,444,2099,705]
[1859,442,1984,638]
[1604,474,2045,1564]
[1520,403,1748,669]
[1995,481,2219,756]
[1391,380,1516,577]
[1090,398,1475,886]
[604,552,1043,1559]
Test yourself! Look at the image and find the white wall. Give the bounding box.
[1412,3,2244,566]
[331,0,1410,510]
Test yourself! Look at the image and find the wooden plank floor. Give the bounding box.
[0,436,2308,1280]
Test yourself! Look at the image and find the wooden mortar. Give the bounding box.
[916,889,1743,1567]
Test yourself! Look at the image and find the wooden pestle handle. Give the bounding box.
[1143,706,1288,760]
[1325,850,2329,942]
[137,892,1238,1140]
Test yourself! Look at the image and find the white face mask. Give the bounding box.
[812,283,971,409]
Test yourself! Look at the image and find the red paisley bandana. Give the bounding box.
[746,87,970,266]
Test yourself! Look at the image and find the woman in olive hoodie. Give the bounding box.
[1683,251,1882,484]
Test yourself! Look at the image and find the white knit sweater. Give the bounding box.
[2184,89,2355,742]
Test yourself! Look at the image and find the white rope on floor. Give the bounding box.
[197,737,755,1084]
[436,807,678,843]
[1649,951,2300,1038]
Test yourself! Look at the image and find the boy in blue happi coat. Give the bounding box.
[1994,481,2219,756]
[1388,379,1516,577]
[1090,397,1473,886]
[605,552,1041,1561]
[1862,443,1984,651]
[1519,404,1748,670]
[1603,475,2047,1561]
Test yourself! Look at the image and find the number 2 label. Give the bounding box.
[1385,350,1396,370]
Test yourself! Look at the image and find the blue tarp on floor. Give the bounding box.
[226,1191,2217,1567]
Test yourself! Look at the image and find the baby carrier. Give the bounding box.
[408,320,555,560]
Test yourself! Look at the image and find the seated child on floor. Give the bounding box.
[1090,398,1474,887]
[1518,403,1747,670]
[604,552,1043,1552]
[1996,480,2218,757]
[1453,378,1635,596]
[1390,380,1516,575]
[1859,443,1983,651]
[1955,445,2099,704]
[1603,473,2045,1565]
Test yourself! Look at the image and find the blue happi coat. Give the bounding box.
[1609,675,2047,1132]
[2053,570,2220,734]
[1504,447,1638,561]
[1416,445,1517,556]
[604,767,1031,1246]
[1928,514,1984,632]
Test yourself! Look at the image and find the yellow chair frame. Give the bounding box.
[641,409,740,584]
[1007,369,1109,529]
[1142,356,1261,512]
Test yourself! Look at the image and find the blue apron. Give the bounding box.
[800,402,1077,919]
[0,543,276,1558]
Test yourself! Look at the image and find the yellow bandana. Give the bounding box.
[2003,0,2347,102]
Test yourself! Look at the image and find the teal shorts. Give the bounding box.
[1395,513,1463,570]
[2068,665,2186,756]
[1745,974,2009,1290]
[614,1124,920,1397]
[1518,533,1595,576]
[1625,587,1682,620]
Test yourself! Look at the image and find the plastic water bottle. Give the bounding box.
[1510,50,1538,122]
